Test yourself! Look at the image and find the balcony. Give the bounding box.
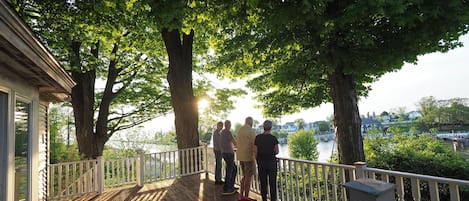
[48,146,469,201]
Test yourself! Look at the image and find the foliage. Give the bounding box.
[317,121,331,133]
[208,1,469,117]
[207,0,469,165]
[13,0,173,158]
[294,118,306,130]
[154,130,177,145]
[364,132,469,180]
[364,130,469,200]
[417,96,469,131]
[272,131,288,139]
[194,78,247,138]
[199,132,212,143]
[288,130,319,161]
[49,104,81,162]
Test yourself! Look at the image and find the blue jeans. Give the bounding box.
[214,150,222,182]
[222,153,237,192]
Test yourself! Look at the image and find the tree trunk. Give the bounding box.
[328,67,365,165]
[162,28,199,150]
[70,41,107,159]
[71,68,100,158]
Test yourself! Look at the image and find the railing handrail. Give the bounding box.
[49,159,98,167]
[276,156,356,170]
[147,145,205,155]
[365,167,469,186]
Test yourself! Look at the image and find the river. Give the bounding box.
[278,140,337,162]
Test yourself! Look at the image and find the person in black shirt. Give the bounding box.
[254,120,279,201]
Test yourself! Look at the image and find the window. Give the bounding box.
[0,91,7,200]
[15,100,30,201]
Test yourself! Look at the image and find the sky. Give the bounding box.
[145,34,469,131]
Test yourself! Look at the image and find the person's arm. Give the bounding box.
[232,138,237,147]
[253,144,258,159]
[254,137,258,159]
[274,144,279,155]
[250,132,256,160]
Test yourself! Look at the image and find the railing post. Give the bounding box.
[204,145,209,179]
[137,152,145,187]
[354,161,366,179]
[97,156,105,194]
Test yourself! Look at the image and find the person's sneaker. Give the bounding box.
[221,190,237,196]
[215,181,224,185]
[234,186,239,190]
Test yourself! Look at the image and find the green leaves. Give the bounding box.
[288,129,319,161]
[364,132,469,181]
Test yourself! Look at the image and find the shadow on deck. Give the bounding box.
[73,174,262,201]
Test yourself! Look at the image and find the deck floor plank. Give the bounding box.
[72,174,262,201]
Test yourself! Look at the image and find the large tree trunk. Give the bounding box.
[94,44,120,157]
[162,28,200,174]
[162,28,199,150]
[328,67,365,165]
[70,41,108,159]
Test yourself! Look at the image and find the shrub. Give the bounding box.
[288,130,319,161]
[364,130,469,200]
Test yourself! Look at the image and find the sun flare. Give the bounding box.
[198,99,210,112]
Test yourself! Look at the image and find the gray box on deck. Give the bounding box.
[343,179,395,201]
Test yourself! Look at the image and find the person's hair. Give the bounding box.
[216,121,223,126]
[245,116,253,123]
[263,120,272,131]
[224,120,231,127]
[245,116,253,125]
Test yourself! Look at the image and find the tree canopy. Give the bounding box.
[13,0,246,158]
[208,0,469,164]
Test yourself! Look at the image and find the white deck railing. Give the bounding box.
[103,156,139,188]
[360,164,469,201]
[47,146,207,200]
[48,159,99,200]
[276,157,356,201]
[206,147,356,201]
[48,145,469,201]
[144,146,207,183]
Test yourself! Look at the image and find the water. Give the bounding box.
[278,140,337,162]
[208,134,337,162]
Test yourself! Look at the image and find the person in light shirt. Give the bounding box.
[236,117,257,201]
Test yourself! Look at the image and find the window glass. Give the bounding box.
[0,92,7,199]
[15,100,29,201]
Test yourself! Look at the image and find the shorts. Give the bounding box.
[240,161,255,176]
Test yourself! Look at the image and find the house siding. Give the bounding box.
[38,102,49,200]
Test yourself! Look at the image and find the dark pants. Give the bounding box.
[214,150,222,182]
[222,153,237,192]
[257,158,277,201]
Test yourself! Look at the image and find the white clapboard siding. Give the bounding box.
[38,102,48,201]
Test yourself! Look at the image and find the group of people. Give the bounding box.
[212,117,279,201]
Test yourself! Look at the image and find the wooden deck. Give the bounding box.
[73,174,262,201]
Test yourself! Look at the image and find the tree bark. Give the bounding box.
[328,67,365,165]
[70,41,110,159]
[70,41,99,158]
[162,28,199,150]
